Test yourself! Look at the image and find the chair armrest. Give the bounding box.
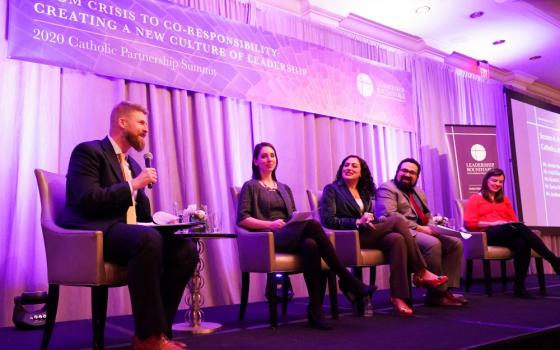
[235,225,275,272]
[323,229,360,266]
[41,220,106,285]
[462,231,488,259]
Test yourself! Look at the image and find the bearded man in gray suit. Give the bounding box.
[376,158,467,306]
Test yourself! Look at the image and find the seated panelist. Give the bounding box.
[319,155,448,316]
[58,101,198,350]
[376,158,466,307]
[464,168,560,299]
[236,143,376,330]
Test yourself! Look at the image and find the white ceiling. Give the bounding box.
[308,0,560,90]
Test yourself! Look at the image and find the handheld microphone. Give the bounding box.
[144,152,153,189]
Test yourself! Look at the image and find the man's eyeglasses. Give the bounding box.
[399,169,418,176]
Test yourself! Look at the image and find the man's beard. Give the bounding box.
[395,177,416,193]
[125,131,145,151]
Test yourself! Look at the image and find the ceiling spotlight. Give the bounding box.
[415,6,431,14]
[529,55,542,60]
[492,39,506,45]
[469,11,484,19]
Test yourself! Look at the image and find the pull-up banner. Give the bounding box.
[7,0,413,131]
[445,125,499,200]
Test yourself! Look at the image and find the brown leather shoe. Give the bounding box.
[449,292,468,305]
[424,292,463,307]
[133,334,188,350]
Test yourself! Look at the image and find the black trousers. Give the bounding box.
[274,220,362,314]
[104,223,199,339]
[486,223,559,289]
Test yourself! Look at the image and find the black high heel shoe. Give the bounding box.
[307,306,332,330]
[552,262,560,276]
[338,281,377,304]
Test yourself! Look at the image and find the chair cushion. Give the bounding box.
[103,262,128,286]
[486,246,514,259]
[360,249,385,265]
[273,253,304,272]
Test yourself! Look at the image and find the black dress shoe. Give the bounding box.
[514,288,536,299]
[307,306,332,330]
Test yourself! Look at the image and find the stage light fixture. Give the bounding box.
[265,273,294,303]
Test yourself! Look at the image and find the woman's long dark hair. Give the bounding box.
[481,168,505,203]
[335,155,376,200]
[251,142,278,181]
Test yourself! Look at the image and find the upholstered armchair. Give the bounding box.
[455,199,545,295]
[230,187,338,328]
[306,189,389,313]
[35,169,128,350]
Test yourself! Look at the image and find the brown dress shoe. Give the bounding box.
[424,292,463,307]
[449,292,468,305]
[133,334,188,350]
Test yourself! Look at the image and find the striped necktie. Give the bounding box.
[408,192,428,226]
[117,153,137,224]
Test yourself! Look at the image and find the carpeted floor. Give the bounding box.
[2,275,560,350]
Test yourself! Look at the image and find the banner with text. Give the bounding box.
[445,125,498,200]
[7,0,413,131]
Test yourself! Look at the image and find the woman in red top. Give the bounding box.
[464,168,560,298]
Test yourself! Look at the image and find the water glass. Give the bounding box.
[447,218,457,230]
[206,212,221,233]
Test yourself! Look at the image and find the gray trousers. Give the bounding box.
[414,231,463,290]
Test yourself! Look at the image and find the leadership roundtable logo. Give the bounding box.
[470,144,486,161]
[467,143,495,174]
[356,73,373,98]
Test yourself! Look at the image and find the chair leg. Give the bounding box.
[351,267,365,316]
[500,260,508,292]
[281,274,290,316]
[465,259,473,292]
[535,257,546,294]
[91,286,108,350]
[267,273,278,328]
[327,271,338,320]
[41,284,60,350]
[369,266,377,287]
[239,272,249,320]
[483,260,493,296]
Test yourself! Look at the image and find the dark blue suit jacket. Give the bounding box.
[319,180,372,230]
[58,137,151,231]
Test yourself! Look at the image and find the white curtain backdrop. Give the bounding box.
[0,0,556,327]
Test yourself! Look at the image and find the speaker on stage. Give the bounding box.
[12,291,48,329]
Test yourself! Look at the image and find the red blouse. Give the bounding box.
[463,193,518,231]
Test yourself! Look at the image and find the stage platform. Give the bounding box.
[2,275,559,350]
